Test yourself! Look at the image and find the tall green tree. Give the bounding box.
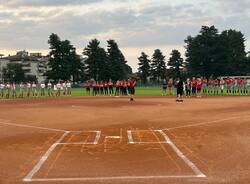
[151,49,167,82]
[168,50,183,78]
[185,26,219,78]
[219,30,247,75]
[2,63,26,83]
[83,39,109,81]
[185,26,248,78]
[137,52,150,84]
[46,33,84,82]
[107,40,131,81]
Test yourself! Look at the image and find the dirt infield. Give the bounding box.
[0,96,250,184]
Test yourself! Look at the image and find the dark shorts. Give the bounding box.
[130,88,135,95]
[197,88,201,93]
[177,88,183,95]
[192,87,196,94]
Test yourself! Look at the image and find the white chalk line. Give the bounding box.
[27,175,205,182]
[58,131,101,145]
[23,131,70,182]
[127,130,134,144]
[158,130,206,178]
[127,130,169,144]
[94,131,101,144]
[163,115,250,131]
[0,121,67,133]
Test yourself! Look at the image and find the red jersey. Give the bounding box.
[119,81,123,87]
[191,80,197,88]
[123,81,127,87]
[108,81,113,87]
[214,80,219,86]
[85,81,90,88]
[208,80,213,86]
[168,80,173,87]
[129,80,136,88]
[202,79,207,85]
[197,80,202,89]
[104,82,108,87]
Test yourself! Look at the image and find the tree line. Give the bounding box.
[138,25,250,84]
[46,34,132,82]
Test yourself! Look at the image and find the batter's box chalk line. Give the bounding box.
[23,129,206,182]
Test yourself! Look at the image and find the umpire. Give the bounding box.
[176,78,184,102]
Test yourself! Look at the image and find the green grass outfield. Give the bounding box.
[71,87,164,96]
[1,86,249,99]
[71,87,250,97]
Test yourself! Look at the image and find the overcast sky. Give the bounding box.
[0,0,250,71]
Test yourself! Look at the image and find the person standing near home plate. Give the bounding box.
[128,78,136,101]
[176,78,184,102]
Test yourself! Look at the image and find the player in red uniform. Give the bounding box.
[99,81,104,95]
[104,81,108,95]
[225,77,231,94]
[191,77,197,97]
[115,80,120,97]
[214,79,219,95]
[85,80,91,96]
[168,79,173,96]
[220,78,225,95]
[196,78,202,98]
[128,79,136,101]
[208,79,213,95]
[202,78,208,95]
[108,79,114,95]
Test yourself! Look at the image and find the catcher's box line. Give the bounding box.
[23,130,101,182]
[23,131,70,182]
[127,129,206,178]
[157,130,206,177]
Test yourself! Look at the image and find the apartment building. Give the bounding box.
[0,50,49,83]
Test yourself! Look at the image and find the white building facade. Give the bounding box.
[0,51,49,83]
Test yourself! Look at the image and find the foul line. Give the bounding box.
[165,115,250,131]
[158,130,206,178]
[23,132,70,182]
[0,121,66,133]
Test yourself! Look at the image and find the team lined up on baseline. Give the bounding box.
[0,81,72,98]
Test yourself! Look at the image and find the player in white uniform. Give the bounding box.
[11,83,16,98]
[26,82,31,97]
[56,81,61,97]
[66,80,72,96]
[40,82,46,96]
[6,82,11,99]
[18,82,25,98]
[62,81,67,95]
[47,81,53,96]
[0,82,5,98]
[32,82,37,97]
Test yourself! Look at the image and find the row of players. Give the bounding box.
[85,80,136,96]
[85,79,136,101]
[162,77,250,97]
[0,81,72,98]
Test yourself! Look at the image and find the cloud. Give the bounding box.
[0,0,250,71]
[0,0,103,7]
